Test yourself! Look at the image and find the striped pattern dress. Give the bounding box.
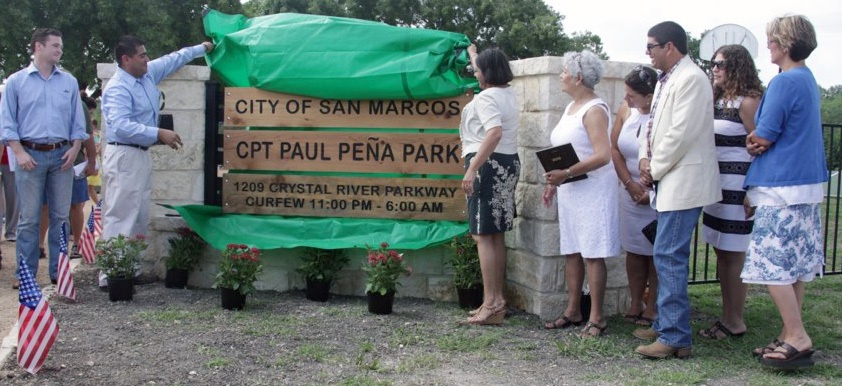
[702,97,754,251]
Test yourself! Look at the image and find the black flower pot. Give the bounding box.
[367,290,395,315]
[164,268,189,289]
[305,278,331,302]
[220,287,247,310]
[456,285,484,309]
[108,277,134,302]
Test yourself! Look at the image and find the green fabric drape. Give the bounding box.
[202,9,478,100]
[170,205,467,251]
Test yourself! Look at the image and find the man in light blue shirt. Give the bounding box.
[0,28,88,288]
[99,35,213,287]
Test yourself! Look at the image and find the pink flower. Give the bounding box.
[380,242,389,249]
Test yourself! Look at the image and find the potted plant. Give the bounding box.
[447,234,483,309]
[212,244,263,310]
[164,227,206,289]
[95,234,148,301]
[362,242,411,315]
[296,247,349,302]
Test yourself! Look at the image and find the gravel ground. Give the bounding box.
[0,264,639,386]
[1,263,837,385]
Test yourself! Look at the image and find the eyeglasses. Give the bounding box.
[646,42,666,52]
[711,60,727,70]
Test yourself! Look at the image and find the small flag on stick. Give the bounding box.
[17,255,60,374]
[56,222,76,300]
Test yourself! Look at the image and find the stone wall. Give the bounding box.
[97,58,646,319]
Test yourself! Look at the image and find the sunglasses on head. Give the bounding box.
[633,65,651,82]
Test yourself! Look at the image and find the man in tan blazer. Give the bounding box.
[633,21,721,359]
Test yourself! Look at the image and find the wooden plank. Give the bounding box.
[223,130,464,174]
[223,88,472,129]
[222,173,466,221]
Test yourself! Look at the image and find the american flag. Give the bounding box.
[17,254,60,374]
[79,200,102,264]
[56,222,76,300]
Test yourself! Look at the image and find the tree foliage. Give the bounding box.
[0,0,244,88]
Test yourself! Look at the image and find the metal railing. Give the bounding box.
[689,123,842,284]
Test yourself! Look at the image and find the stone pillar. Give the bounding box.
[96,64,210,276]
[505,57,644,319]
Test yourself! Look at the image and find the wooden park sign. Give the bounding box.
[221,88,471,221]
[224,87,468,129]
[224,174,464,221]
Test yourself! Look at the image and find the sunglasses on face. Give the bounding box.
[711,60,727,70]
[646,42,666,52]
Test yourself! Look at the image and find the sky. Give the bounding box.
[545,0,842,88]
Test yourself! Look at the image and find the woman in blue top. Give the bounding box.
[743,14,825,370]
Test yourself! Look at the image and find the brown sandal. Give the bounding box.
[579,321,607,338]
[752,338,783,357]
[543,316,583,330]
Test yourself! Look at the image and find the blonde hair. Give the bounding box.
[766,14,817,61]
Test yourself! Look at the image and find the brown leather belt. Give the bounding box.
[20,140,69,151]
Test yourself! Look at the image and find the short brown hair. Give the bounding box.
[30,28,62,53]
[767,14,817,62]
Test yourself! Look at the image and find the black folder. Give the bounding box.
[535,143,587,184]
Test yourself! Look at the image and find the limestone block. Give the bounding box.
[510,56,565,77]
[605,255,629,288]
[516,150,548,186]
[516,183,556,221]
[404,247,446,275]
[506,249,563,292]
[427,276,456,302]
[512,218,560,257]
[513,75,569,113]
[159,81,208,110]
[160,111,206,141]
[151,141,204,170]
[518,111,561,148]
[255,269,290,292]
[152,171,200,201]
[396,274,428,299]
[505,282,568,320]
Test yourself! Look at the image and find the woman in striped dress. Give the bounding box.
[698,44,763,340]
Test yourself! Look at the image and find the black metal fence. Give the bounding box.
[689,123,842,284]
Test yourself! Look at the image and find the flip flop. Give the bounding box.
[544,316,583,330]
[760,342,815,370]
[623,312,642,323]
[753,338,783,357]
[698,321,745,340]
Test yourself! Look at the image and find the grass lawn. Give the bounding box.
[551,275,842,385]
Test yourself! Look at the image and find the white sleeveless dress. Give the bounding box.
[550,98,621,258]
[616,109,657,255]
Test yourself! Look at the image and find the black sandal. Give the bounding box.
[543,316,583,330]
[698,321,745,340]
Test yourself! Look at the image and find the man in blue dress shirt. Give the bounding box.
[99,36,213,287]
[0,28,88,289]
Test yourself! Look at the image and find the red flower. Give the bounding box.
[380,242,389,249]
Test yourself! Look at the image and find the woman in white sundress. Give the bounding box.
[542,50,620,338]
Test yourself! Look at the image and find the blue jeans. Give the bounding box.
[652,206,702,348]
[15,147,73,281]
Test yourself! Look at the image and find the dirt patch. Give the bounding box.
[0,264,631,385]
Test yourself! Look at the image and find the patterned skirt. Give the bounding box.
[465,152,520,235]
[741,203,825,284]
